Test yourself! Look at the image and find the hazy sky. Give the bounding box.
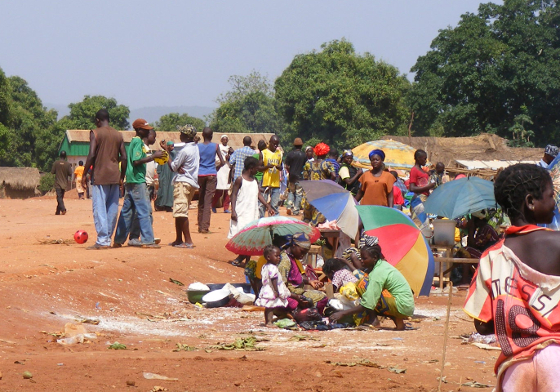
[2,1,498,110]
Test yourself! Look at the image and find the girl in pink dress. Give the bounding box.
[255,245,291,326]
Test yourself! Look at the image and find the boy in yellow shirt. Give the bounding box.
[259,135,283,217]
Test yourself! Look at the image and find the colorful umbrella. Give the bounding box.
[352,140,417,170]
[225,216,320,256]
[423,177,496,219]
[356,205,435,297]
[548,155,560,206]
[299,180,360,239]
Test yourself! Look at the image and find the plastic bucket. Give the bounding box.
[432,219,456,246]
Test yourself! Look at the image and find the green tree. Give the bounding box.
[408,0,560,144]
[275,39,411,150]
[154,112,205,132]
[209,71,284,134]
[59,95,130,130]
[0,71,62,171]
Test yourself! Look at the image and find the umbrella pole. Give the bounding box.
[438,281,453,392]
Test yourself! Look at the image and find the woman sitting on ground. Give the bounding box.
[277,232,328,314]
[464,163,560,391]
[329,237,414,330]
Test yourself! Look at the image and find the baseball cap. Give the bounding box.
[132,118,153,130]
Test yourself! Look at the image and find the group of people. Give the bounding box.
[52,114,560,390]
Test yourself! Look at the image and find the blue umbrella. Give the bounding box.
[299,180,360,238]
[423,177,496,219]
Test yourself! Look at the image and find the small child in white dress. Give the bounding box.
[255,245,291,326]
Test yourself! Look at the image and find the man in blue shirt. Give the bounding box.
[229,136,254,181]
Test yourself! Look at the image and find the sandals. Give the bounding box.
[228,259,246,267]
[173,242,194,249]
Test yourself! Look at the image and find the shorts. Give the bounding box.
[173,182,195,218]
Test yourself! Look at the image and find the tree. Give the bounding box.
[408,0,560,144]
[209,71,284,135]
[59,95,130,130]
[0,71,62,171]
[154,112,205,133]
[275,39,411,150]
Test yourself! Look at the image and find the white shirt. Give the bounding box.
[170,142,200,188]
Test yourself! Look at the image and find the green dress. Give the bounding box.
[155,150,176,209]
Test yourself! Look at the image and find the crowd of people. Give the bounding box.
[49,109,560,389]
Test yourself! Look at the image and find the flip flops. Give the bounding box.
[173,242,194,249]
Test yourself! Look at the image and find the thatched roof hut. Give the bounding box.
[0,167,41,198]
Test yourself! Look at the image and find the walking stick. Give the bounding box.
[438,281,453,392]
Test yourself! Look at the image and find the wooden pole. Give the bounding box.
[438,281,453,392]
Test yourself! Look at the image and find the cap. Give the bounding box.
[293,138,303,146]
[166,140,174,146]
[132,118,153,130]
[178,124,197,138]
[221,135,228,140]
[545,145,559,157]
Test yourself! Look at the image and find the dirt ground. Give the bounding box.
[0,192,499,392]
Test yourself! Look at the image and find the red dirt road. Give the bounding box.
[0,195,498,391]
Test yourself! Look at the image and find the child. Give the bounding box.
[255,245,291,327]
[463,164,560,391]
[329,238,414,330]
[322,258,358,291]
[228,156,273,266]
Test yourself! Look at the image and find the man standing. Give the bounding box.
[284,138,307,216]
[166,124,200,248]
[259,135,283,216]
[197,127,224,233]
[113,119,163,248]
[229,136,254,182]
[51,150,72,215]
[82,109,127,250]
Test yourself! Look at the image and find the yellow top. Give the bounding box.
[262,149,282,188]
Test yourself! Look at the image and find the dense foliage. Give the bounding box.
[209,71,284,135]
[154,112,206,133]
[58,95,130,131]
[408,0,560,146]
[0,70,63,171]
[275,39,411,150]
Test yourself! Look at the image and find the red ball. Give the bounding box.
[74,230,88,244]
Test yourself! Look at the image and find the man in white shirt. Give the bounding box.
[164,124,200,248]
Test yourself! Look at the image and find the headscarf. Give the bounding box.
[368,149,385,161]
[314,142,330,157]
[166,140,174,146]
[285,232,311,250]
[342,149,353,158]
[177,124,197,138]
[359,233,379,248]
[342,234,379,261]
[221,135,228,140]
[305,146,313,153]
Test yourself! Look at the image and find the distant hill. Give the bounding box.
[46,103,216,125]
[130,106,216,124]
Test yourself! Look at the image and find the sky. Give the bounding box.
[2,1,499,111]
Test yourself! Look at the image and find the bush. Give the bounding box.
[39,173,55,194]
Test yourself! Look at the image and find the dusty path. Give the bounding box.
[0,195,498,391]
